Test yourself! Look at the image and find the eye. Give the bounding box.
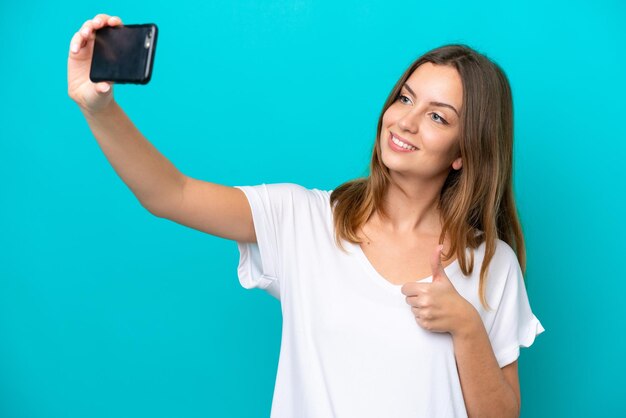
[398,94,412,105]
[430,113,449,125]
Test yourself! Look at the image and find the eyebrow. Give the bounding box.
[402,83,460,117]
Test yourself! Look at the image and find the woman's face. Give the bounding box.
[380,62,463,180]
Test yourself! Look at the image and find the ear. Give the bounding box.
[452,157,463,170]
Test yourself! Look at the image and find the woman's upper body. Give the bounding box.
[233,182,544,418]
[150,45,543,417]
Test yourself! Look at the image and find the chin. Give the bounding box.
[381,156,412,175]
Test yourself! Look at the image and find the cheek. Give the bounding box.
[422,125,458,146]
[422,135,460,158]
[382,104,405,125]
[421,133,447,149]
[380,114,395,141]
[381,110,393,128]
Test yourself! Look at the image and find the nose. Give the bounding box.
[397,108,420,133]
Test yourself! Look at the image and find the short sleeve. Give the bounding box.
[487,247,546,368]
[232,183,309,300]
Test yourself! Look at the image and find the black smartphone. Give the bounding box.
[89,24,158,84]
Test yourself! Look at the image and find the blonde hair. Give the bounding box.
[330,44,525,311]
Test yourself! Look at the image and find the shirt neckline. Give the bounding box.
[347,240,463,293]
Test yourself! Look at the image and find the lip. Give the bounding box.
[388,132,418,151]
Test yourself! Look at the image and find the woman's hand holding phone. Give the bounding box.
[67,13,122,114]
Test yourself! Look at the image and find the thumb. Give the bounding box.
[430,244,445,280]
[96,82,112,94]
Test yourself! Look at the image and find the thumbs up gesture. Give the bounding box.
[401,245,478,337]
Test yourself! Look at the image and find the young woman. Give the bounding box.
[68,13,545,418]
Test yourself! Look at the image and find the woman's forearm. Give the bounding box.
[452,309,519,418]
[80,101,186,215]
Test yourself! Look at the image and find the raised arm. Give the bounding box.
[67,13,256,243]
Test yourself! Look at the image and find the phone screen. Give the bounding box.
[90,24,158,84]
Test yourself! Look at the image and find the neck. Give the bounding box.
[376,172,448,237]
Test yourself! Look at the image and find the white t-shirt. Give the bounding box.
[234,183,545,418]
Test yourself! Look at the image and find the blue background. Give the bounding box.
[1,0,624,416]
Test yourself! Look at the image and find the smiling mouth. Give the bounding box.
[389,133,418,151]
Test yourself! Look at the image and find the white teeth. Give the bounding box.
[392,135,417,150]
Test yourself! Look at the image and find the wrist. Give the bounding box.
[452,301,482,341]
[80,99,118,120]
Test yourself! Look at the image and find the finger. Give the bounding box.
[400,282,416,296]
[108,16,123,26]
[401,282,428,297]
[430,244,444,277]
[70,19,95,55]
[91,13,113,29]
[70,31,85,54]
[79,20,94,40]
[91,15,123,29]
[80,15,123,43]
